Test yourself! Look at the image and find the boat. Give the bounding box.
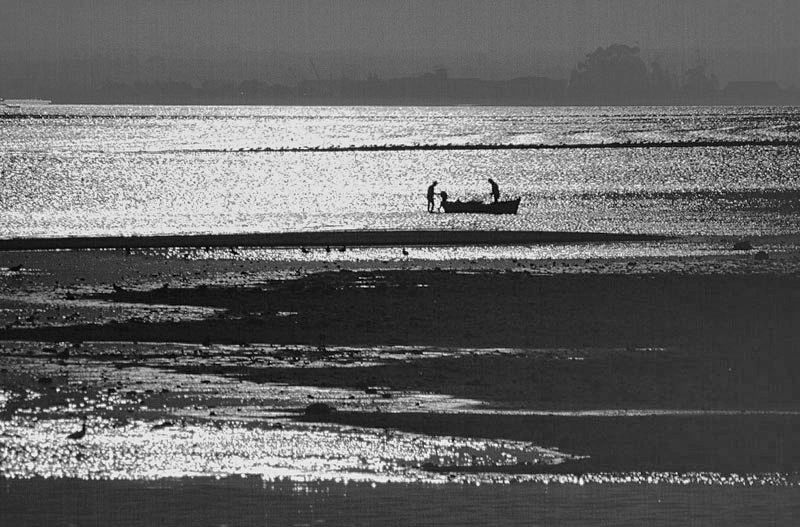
[1,98,49,110]
[0,98,21,110]
[440,197,521,214]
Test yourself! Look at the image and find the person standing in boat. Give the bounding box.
[488,178,500,203]
[427,180,438,212]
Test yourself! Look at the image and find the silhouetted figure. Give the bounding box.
[488,178,500,202]
[67,420,87,440]
[427,181,438,212]
[438,191,449,211]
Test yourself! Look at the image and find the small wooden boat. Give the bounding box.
[440,197,521,214]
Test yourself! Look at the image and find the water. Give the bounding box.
[2,104,800,239]
[5,477,799,527]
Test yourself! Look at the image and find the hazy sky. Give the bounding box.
[2,1,799,84]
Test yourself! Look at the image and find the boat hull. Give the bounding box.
[441,198,521,214]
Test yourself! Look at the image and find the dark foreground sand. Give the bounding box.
[3,477,799,527]
[2,235,800,524]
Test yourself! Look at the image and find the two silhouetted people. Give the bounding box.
[488,178,500,203]
[427,179,501,211]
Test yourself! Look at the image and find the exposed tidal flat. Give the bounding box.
[2,234,800,524]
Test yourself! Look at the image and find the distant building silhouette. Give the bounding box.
[4,45,799,106]
[498,77,566,104]
[311,68,565,105]
[722,81,784,104]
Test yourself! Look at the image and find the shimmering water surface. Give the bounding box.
[2,104,800,238]
[0,343,795,486]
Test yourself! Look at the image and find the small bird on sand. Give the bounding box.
[402,248,409,256]
[67,420,87,440]
[150,420,174,431]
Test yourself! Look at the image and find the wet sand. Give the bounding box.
[2,238,800,524]
[0,229,664,250]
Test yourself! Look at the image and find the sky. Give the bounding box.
[1,0,799,85]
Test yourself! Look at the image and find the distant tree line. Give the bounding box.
[568,44,719,104]
[5,44,798,105]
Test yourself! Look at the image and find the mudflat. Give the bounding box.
[2,241,800,524]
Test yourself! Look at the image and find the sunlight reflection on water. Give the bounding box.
[2,416,797,488]
[2,106,800,238]
[3,344,800,488]
[0,416,571,483]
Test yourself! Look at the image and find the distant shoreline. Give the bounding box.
[173,138,800,153]
[0,230,666,251]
